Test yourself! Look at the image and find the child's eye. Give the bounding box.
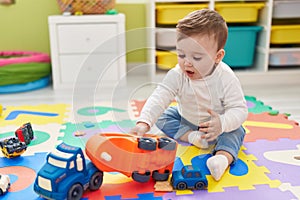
[178,54,185,59]
[193,57,202,61]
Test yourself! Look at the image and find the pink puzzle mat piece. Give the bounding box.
[244,112,300,142]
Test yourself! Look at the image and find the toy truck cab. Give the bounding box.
[34,143,103,200]
[171,165,208,190]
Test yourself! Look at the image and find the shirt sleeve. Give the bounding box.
[219,77,248,133]
[138,67,182,127]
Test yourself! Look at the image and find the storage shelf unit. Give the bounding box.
[144,0,300,85]
[269,0,300,70]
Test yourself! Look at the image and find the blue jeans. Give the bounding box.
[155,106,245,162]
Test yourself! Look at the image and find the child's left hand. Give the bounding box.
[198,109,222,142]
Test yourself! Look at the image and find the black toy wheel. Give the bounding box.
[25,123,34,140]
[152,170,170,181]
[176,182,187,190]
[138,138,157,151]
[67,183,83,200]
[0,189,3,196]
[89,171,103,190]
[7,147,14,154]
[132,171,151,183]
[195,181,205,190]
[158,137,176,150]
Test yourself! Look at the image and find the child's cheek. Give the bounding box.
[195,60,215,76]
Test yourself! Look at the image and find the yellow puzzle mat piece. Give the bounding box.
[176,145,281,195]
[0,104,70,127]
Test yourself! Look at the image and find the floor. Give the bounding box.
[1,74,300,123]
[1,73,300,199]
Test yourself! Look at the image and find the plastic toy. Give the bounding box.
[0,76,50,94]
[34,143,103,200]
[0,51,51,94]
[85,133,178,183]
[171,165,208,190]
[0,174,10,196]
[0,137,27,158]
[15,122,34,145]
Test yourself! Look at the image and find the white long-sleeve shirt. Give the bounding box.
[138,62,248,133]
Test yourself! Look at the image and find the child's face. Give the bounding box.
[176,34,223,80]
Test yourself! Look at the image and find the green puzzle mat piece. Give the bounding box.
[246,96,273,114]
[58,120,136,149]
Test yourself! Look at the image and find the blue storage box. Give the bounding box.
[223,26,262,67]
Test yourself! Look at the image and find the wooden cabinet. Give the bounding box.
[48,14,126,89]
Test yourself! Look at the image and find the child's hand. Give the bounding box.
[130,122,150,136]
[198,109,222,142]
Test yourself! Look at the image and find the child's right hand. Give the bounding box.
[130,122,150,136]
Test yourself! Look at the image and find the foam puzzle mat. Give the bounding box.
[0,96,300,200]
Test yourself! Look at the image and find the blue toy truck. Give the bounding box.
[34,143,103,200]
[171,165,208,190]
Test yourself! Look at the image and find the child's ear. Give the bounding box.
[215,49,225,63]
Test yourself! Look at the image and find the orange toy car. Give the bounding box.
[85,133,177,183]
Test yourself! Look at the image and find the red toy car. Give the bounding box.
[85,133,177,183]
[15,122,34,145]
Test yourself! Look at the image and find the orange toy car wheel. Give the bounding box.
[132,171,151,183]
[158,137,177,150]
[152,169,170,181]
[138,138,157,151]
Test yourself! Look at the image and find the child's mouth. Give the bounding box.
[186,70,194,76]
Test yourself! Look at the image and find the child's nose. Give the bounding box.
[184,58,192,66]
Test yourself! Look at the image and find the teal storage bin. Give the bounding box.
[223,26,262,67]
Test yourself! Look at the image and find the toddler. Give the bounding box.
[131,9,248,181]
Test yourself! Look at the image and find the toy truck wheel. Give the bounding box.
[195,181,205,190]
[89,171,103,190]
[25,123,34,140]
[158,137,176,150]
[7,147,14,154]
[152,169,170,181]
[176,182,187,190]
[132,171,151,183]
[67,183,83,200]
[138,138,157,151]
[0,189,3,196]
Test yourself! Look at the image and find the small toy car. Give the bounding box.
[171,165,208,190]
[0,137,27,158]
[15,122,34,145]
[0,174,10,195]
[86,133,178,183]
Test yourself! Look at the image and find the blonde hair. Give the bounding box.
[176,9,228,50]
